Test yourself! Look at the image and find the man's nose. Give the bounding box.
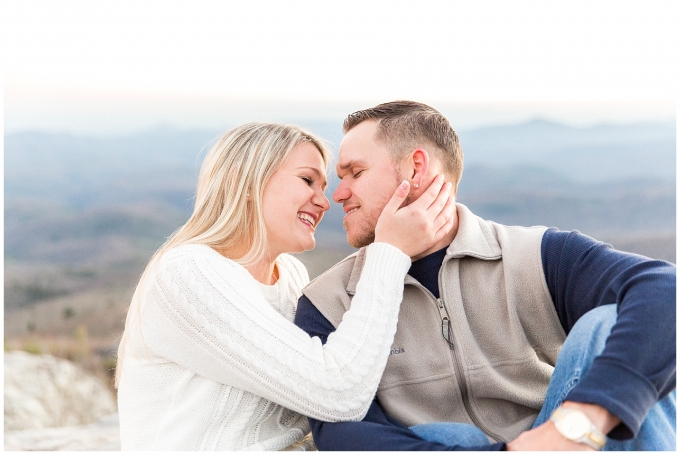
[332,180,350,203]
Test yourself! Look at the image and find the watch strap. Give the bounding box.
[550,406,607,450]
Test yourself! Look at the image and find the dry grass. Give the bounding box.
[5,331,120,394]
[4,284,133,338]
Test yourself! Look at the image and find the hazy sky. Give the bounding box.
[4,0,678,134]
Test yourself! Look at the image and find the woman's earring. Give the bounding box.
[413,182,419,189]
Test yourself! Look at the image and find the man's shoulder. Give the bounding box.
[452,204,547,259]
[301,248,365,328]
[304,249,362,291]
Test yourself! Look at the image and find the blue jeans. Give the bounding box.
[410,305,676,450]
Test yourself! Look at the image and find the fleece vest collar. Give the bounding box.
[346,204,501,296]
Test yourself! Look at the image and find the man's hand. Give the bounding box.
[507,419,595,451]
[507,401,620,451]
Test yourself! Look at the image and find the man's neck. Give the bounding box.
[410,210,459,262]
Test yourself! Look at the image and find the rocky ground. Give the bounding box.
[3,351,318,451]
[4,351,119,450]
[4,413,120,451]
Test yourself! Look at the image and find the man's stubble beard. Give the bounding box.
[345,204,383,248]
[345,169,412,249]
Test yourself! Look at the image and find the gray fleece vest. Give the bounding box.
[302,204,567,443]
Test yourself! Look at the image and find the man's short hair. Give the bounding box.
[343,100,464,192]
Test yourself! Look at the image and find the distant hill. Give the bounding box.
[4,127,218,210]
[4,119,675,327]
[459,119,675,182]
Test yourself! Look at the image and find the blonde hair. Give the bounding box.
[114,123,331,387]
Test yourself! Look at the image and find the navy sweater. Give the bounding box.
[294,229,676,451]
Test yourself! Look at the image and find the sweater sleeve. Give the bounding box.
[140,242,411,422]
[541,228,676,439]
[294,297,505,451]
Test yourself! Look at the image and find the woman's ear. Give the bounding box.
[410,149,429,189]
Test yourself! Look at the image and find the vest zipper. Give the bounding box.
[407,280,505,442]
[436,298,453,346]
[435,269,507,443]
[438,296,504,442]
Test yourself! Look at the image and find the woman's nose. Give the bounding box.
[319,193,330,211]
[314,188,331,211]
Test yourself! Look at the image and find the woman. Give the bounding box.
[116,123,454,450]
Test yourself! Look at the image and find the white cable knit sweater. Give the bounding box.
[117,242,410,450]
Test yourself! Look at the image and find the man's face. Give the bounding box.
[333,120,403,248]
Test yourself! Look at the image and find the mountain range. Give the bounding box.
[4,118,675,326]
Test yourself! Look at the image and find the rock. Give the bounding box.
[4,413,120,451]
[4,351,117,432]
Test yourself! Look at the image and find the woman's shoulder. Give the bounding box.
[159,243,213,265]
[156,246,309,287]
[162,243,214,258]
[158,244,247,276]
[153,244,259,299]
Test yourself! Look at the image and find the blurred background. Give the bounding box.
[3,0,677,448]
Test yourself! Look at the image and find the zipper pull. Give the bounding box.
[436,298,454,347]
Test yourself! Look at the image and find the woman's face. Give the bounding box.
[261,142,330,257]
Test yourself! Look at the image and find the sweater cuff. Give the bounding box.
[565,357,658,440]
[364,242,412,279]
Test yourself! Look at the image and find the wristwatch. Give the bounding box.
[550,406,607,450]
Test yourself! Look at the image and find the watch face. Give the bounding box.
[557,412,590,439]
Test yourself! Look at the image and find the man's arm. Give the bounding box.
[540,229,676,440]
[294,295,504,451]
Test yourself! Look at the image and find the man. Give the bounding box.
[293,101,676,450]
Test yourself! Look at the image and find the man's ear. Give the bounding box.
[410,149,429,189]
